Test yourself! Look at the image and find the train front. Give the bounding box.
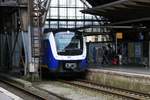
[44,31,88,73]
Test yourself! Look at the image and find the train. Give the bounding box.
[42,30,88,75]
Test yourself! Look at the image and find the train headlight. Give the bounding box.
[65,63,70,69]
[65,63,77,69]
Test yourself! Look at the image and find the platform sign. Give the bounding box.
[116,32,123,39]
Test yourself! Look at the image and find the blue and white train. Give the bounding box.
[43,31,88,73]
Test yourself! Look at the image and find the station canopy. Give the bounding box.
[86,0,116,7]
[83,0,150,25]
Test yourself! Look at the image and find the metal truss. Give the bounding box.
[27,0,51,79]
[32,0,51,27]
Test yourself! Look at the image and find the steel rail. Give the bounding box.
[59,79,150,100]
[34,86,71,100]
[0,79,46,100]
[78,79,150,98]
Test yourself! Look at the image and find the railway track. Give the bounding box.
[0,79,46,100]
[34,85,71,100]
[0,78,69,100]
[59,79,150,100]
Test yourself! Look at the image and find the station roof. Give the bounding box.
[0,0,27,15]
[86,0,117,7]
[83,0,150,25]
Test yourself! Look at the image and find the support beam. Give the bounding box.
[112,17,150,25]
[0,0,27,7]
[78,25,146,30]
[83,32,111,36]
[149,39,150,67]
[27,0,51,80]
[133,0,150,3]
[46,18,106,22]
[28,0,33,77]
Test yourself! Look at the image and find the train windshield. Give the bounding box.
[55,31,83,55]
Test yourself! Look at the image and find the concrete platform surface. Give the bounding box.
[0,87,23,100]
[86,67,150,94]
[89,64,150,75]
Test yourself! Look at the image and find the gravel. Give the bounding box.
[35,81,127,100]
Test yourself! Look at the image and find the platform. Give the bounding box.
[86,65,150,94]
[89,64,150,75]
[0,87,23,100]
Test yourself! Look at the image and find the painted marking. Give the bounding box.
[0,87,23,100]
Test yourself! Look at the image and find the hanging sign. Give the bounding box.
[116,32,123,39]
